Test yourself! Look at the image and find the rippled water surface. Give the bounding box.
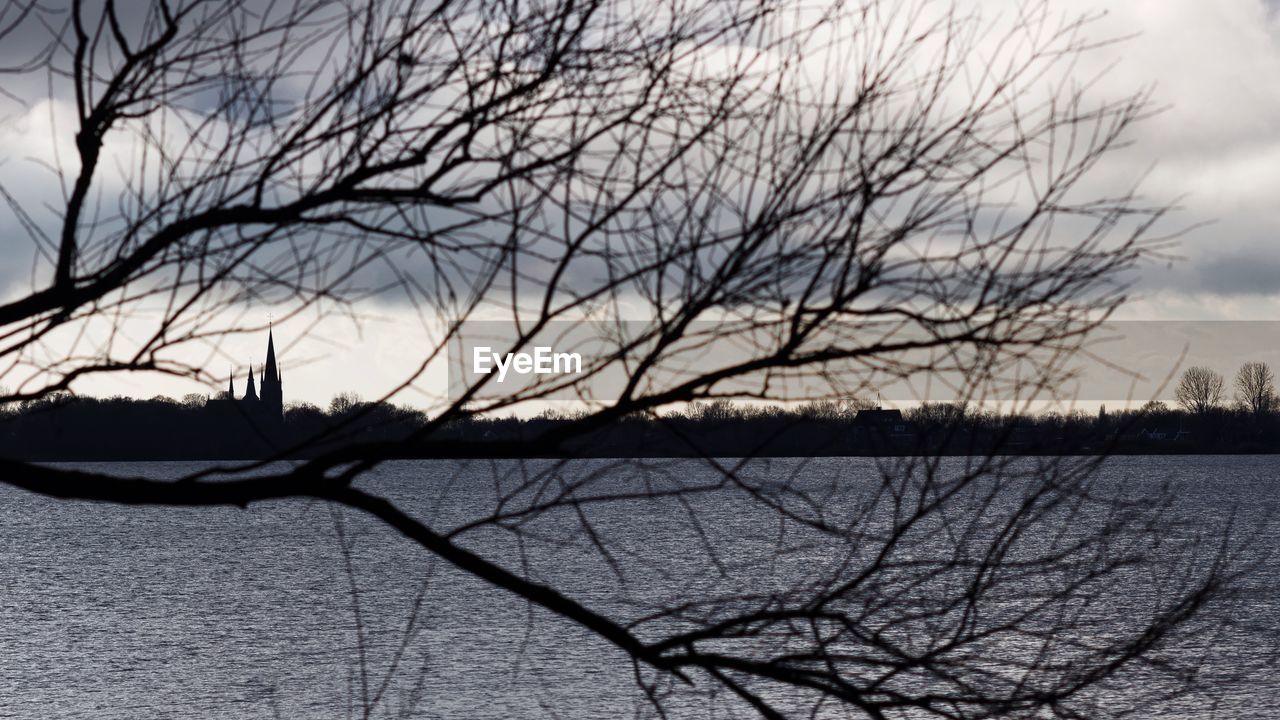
[1,456,1277,718]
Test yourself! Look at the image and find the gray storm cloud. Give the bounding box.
[3,0,1280,316]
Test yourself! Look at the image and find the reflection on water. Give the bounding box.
[0,456,1276,718]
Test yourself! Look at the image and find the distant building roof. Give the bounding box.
[853,408,915,445]
[853,408,904,424]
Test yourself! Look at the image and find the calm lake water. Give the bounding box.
[1,456,1278,719]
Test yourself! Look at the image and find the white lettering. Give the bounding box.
[554,351,581,374]
[473,346,583,382]
[493,351,512,382]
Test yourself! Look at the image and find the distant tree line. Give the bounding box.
[6,382,1280,460]
[0,391,427,461]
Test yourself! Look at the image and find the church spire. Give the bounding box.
[263,324,278,387]
[227,366,235,399]
[244,362,258,401]
[259,323,282,422]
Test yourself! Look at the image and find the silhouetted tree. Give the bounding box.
[328,392,363,416]
[1176,366,1225,414]
[0,0,1251,717]
[906,402,969,427]
[1234,361,1277,415]
[798,396,875,420]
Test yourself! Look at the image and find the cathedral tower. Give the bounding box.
[259,326,283,422]
[244,364,258,401]
[205,327,284,431]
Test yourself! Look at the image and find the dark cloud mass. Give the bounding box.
[1198,251,1280,296]
[6,1,1280,316]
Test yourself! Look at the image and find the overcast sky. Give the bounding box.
[1088,0,1280,319]
[3,0,1280,407]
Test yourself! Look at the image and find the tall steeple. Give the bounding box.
[227,366,235,399]
[244,363,258,401]
[260,323,283,421]
[265,326,277,378]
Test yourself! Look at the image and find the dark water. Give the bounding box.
[0,456,1277,719]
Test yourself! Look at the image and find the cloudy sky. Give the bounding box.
[1090,0,1280,319]
[3,0,1280,407]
